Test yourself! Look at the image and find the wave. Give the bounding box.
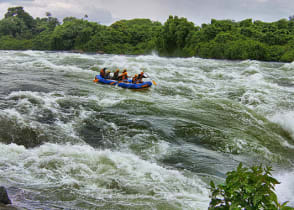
[270,111,294,142]
[1,50,294,208]
[0,142,210,209]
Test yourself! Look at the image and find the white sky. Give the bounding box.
[0,0,293,25]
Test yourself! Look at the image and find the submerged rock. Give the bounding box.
[0,186,11,205]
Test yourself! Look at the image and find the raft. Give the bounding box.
[94,75,152,89]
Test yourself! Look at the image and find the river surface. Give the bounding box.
[0,50,294,209]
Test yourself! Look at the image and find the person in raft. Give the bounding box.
[136,71,147,83]
[100,67,106,78]
[112,69,120,80]
[132,74,138,83]
[105,70,111,79]
[118,69,128,81]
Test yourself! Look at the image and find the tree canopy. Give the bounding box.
[1,6,294,62]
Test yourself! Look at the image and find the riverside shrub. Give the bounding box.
[209,163,293,210]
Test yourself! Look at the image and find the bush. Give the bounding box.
[0,35,32,50]
[281,49,294,62]
[209,163,293,210]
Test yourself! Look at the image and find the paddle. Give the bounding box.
[144,73,157,85]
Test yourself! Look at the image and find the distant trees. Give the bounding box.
[0,6,35,39]
[187,18,294,62]
[4,6,35,30]
[84,18,161,54]
[1,6,294,62]
[31,11,59,50]
[156,16,197,56]
[50,17,97,50]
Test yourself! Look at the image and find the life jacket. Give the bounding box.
[136,73,145,83]
[132,74,138,83]
[100,68,106,78]
[118,72,128,81]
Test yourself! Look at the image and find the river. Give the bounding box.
[0,50,294,209]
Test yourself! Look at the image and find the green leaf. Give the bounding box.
[208,164,287,209]
[210,180,216,188]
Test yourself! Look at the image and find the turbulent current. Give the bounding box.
[0,50,294,209]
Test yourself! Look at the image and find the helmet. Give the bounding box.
[106,70,110,73]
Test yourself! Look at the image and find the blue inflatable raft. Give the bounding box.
[94,75,152,89]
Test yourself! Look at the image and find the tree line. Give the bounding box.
[1,6,294,62]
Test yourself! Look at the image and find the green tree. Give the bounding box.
[0,35,32,49]
[0,7,37,39]
[224,40,249,60]
[209,163,293,210]
[4,6,35,31]
[266,45,286,61]
[1,5,294,62]
[31,13,59,50]
[239,18,253,27]
[281,49,294,62]
[51,17,98,50]
[156,15,196,56]
[32,30,53,50]
[0,17,24,37]
[85,18,161,54]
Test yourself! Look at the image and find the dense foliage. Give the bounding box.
[1,6,294,62]
[209,163,293,210]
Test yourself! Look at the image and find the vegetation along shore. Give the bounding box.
[1,6,294,62]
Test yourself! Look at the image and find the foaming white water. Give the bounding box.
[5,91,63,114]
[0,108,26,123]
[32,58,96,74]
[17,50,47,56]
[0,143,210,209]
[275,171,294,206]
[270,111,294,141]
[240,90,266,108]
[281,61,294,70]
[2,51,98,75]
[135,53,165,62]
[86,94,123,107]
[102,55,134,69]
[2,50,294,208]
[3,91,87,140]
[62,52,98,60]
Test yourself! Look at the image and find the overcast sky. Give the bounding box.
[0,0,293,25]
